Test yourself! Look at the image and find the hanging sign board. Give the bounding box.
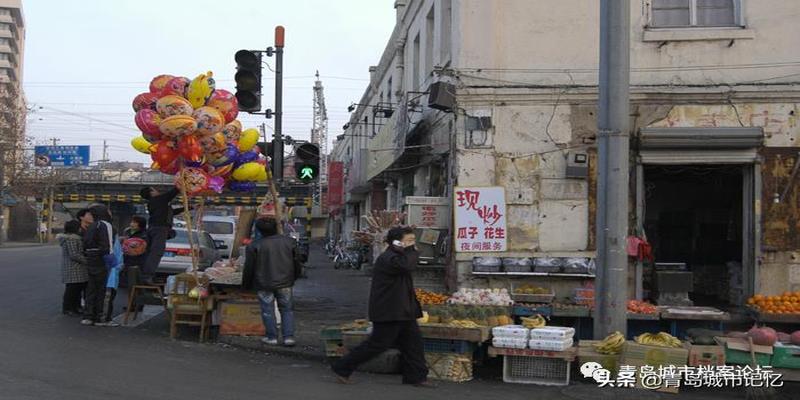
[454,187,507,252]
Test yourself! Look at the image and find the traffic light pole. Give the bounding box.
[272,26,285,183]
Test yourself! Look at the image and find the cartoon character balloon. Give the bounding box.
[231,162,262,181]
[221,120,242,144]
[238,128,259,152]
[207,89,239,123]
[135,108,162,138]
[156,95,194,118]
[187,71,215,109]
[149,74,175,94]
[159,115,198,139]
[178,135,203,163]
[131,136,153,154]
[160,76,191,98]
[132,92,159,112]
[197,132,226,153]
[192,106,225,136]
[150,141,179,170]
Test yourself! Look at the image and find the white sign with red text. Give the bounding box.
[454,186,507,252]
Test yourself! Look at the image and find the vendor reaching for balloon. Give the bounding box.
[138,184,192,284]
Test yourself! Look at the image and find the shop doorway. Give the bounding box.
[642,165,746,308]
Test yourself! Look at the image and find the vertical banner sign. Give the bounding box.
[327,161,344,210]
[454,187,507,252]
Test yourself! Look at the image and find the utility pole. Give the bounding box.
[51,138,60,146]
[273,26,285,183]
[102,140,108,164]
[595,0,630,339]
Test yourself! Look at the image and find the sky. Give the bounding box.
[21,0,396,165]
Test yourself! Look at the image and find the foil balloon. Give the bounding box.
[178,135,203,163]
[254,167,268,182]
[208,176,225,194]
[229,181,256,192]
[157,159,181,175]
[187,71,215,109]
[176,167,211,196]
[209,144,238,167]
[207,89,239,123]
[232,162,262,181]
[131,136,152,154]
[192,106,225,136]
[150,140,179,168]
[132,92,159,112]
[208,163,234,177]
[234,150,259,167]
[160,76,190,97]
[197,132,226,153]
[238,128,259,152]
[135,108,162,137]
[149,74,175,94]
[159,115,197,139]
[221,120,242,143]
[156,95,194,118]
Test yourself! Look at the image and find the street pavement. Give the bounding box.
[0,244,791,399]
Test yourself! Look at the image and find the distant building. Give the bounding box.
[0,0,23,87]
[0,0,23,243]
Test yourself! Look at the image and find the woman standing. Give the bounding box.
[58,220,88,316]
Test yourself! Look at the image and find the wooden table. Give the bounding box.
[659,306,730,337]
[418,324,491,343]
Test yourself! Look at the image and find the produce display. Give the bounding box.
[514,285,551,295]
[424,305,513,327]
[627,300,658,314]
[520,314,547,329]
[747,292,800,314]
[415,288,449,305]
[634,332,682,348]
[747,326,778,346]
[448,288,514,306]
[594,331,625,355]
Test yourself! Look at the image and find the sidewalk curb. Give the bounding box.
[217,335,328,363]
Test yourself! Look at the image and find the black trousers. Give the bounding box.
[142,226,170,277]
[333,320,428,384]
[102,288,117,322]
[62,282,86,312]
[84,270,108,322]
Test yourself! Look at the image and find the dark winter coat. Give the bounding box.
[83,221,112,274]
[58,233,89,284]
[368,246,422,322]
[242,234,302,291]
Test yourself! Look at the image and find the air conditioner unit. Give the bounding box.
[428,81,455,112]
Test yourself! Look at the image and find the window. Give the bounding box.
[0,38,8,45]
[651,0,740,28]
[425,8,434,77]
[0,9,10,16]
[412,33,420,91]
[0,54,8,60]
[387,76,393,104]
[204,221,234,235]
[440,0,452,63]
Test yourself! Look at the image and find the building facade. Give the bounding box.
[329,0,800,303]
[0,0,24,243]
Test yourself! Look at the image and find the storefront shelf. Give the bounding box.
[471,272,595,278]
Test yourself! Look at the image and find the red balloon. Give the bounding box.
[179,135,203,163]
[149,74,175,94]
[132,92,159,112]
[150,140,179,167]
[160,76,191,98]
[207,89,239,123]
[134,109,162,137]
[159,159,180,175]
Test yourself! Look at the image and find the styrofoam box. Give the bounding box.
[493,337,529,349]
[492,325,530,339]
[528,338,574,352]
[529,327,575,340]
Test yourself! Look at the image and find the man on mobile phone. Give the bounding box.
[332,226,434,388]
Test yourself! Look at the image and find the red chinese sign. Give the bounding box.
[454,187,507,252]
[327,162,344,211]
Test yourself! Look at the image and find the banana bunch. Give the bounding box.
[635,332,682,348]
[449,320,480,328]
[593,331,625,355]
[521,314,546,329]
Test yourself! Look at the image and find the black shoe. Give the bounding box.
[62,310,81,317]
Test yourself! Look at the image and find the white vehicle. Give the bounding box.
[199,216,237,258]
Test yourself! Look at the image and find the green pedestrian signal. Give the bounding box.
[293,143,320,183]
[300,166,315,180]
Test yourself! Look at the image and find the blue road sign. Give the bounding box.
[34,145,90,167]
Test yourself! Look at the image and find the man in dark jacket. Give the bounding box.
[81,205,113,326]
[139,186,186,282]
[242,218,303,347]
[332,226,433,388]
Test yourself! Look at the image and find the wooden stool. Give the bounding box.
[124,284,166,325]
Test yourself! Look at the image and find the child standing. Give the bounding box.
[58,220,88,316]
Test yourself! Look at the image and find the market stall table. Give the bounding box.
[659,306,730,338]
[487,346,577,385]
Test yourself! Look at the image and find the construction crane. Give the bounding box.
[310,71,328,205]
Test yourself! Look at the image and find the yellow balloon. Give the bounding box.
[238,128,259,152]
[232,162,262,181]
[187,71,215,109]
[254,167,268,182]
[131,136,152,154]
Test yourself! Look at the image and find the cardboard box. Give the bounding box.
[684,343,726,366]
[772,343,800,369]
[577,341,621,375]
[622,341,689,395]
[716,337,772,366]
[219,301,265,336]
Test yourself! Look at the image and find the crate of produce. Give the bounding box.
[771,343,800,369]
[511,283,555,303]
[472,257,502,273]
[503,257,533,273]
[530,327,575,340]
[492,325,530,339]
[502,355,571,386]
[577,341,621,375]
[716,337,772,366]
[512,304,552,317]
[426,352,473,382]
[493,336,529,349]
[320,327,344,341]
[529,338,574,352]
[621,341,689,367]
[552,303,590,317]
[684,343,726,367]
[423,338,474,354]
[533,257,563,273]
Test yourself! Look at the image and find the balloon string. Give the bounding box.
[179,169,200,290]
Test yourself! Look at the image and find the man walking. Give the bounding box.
[242,218,303,347]
[332,226,433,388]
[139,186,185,283]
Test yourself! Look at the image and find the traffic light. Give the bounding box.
[234,50,262,112]
[294,143,319,183]
[256,140,283,180]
